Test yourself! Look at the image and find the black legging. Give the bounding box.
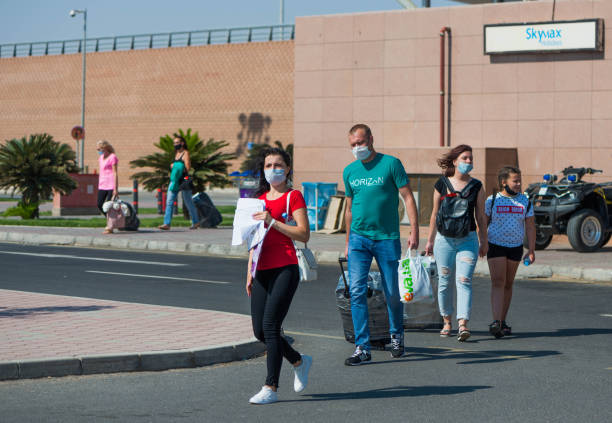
[97,189,114,215]
[251,264,301,388]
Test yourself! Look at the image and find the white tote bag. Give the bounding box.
[296,246,318,281]
[398,249,433,304]
[286,191,318,281]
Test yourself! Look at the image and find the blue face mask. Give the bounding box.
[457,162,473,175]
[98,151,104,156]
[264,168,286,185]
[352,145,370,161]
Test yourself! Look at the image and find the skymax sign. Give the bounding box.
[484,19,604,55]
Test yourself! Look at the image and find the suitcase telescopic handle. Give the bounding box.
[338,257,372,299]
[338,258,350,298]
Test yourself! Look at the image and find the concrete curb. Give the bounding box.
[0,339,265,381]
[473,260,611,282]
[1,230,610,283]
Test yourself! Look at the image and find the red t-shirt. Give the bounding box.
[256,189,307,270]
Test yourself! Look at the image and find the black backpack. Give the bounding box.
[436,177,481,238]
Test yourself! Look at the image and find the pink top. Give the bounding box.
[98,153,118,190]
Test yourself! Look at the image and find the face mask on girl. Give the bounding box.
[457,162,473,175]
[504,185,519,196]
[98,150,104,156]
[264,168,286,185]
[174,144,182,151]
[352,145,370,161]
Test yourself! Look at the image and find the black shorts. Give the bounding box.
[487,242,523,262]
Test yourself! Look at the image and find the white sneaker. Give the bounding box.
[249,386,278,405]
[293,354,313,393]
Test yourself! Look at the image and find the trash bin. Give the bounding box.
[239,177,258,198]
[302,182,338,231]
[230,170,259,198]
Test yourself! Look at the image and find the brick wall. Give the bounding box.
[0,41,294,188]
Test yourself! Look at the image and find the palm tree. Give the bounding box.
[0,133,78,218]
[130,128,236,193]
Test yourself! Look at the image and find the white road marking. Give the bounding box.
[86,270,229,284]
[284,330,345,340]
[600,314,612,318]
[0,250,185,266]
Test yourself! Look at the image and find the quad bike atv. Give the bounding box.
[524,167,612,252]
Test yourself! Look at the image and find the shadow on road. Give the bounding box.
[511,328,612,338]
[286,385,491,402]
[432,328,612,344]
[362,346,562,366]
[0,305,115,318]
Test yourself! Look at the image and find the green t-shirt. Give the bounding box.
[343,153,409,240]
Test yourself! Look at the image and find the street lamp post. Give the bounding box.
[70,8,87,172]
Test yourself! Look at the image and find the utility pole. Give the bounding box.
[70,8,87,172]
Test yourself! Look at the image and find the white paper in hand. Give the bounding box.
[232,198,267,249]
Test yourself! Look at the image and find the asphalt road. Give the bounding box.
[0,242,611,422]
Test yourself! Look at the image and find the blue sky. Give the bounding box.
[0,0,463,45]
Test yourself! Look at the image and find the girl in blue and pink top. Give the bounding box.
[485,166,536,338]
[96,140,118,234]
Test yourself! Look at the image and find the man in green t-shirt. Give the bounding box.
[342,123,419,366]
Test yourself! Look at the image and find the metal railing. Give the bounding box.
[0,24,295,59]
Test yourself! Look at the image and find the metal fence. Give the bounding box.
[0,24,295,58]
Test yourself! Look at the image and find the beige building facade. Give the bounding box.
[292,0,612,191]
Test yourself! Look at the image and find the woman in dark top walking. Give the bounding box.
[425,144,488,342]
[158,135,199,230]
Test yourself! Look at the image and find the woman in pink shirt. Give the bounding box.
[97,140,119,234]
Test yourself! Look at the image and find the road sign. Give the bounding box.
[71,125,84,140]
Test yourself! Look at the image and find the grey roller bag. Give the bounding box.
[335,258,390,349]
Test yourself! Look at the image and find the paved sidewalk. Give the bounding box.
[0,289,263,381]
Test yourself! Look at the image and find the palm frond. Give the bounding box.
[0,133,78,218]
[130,129,237,192]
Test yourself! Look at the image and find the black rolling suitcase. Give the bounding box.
[192,192,222,228]
[335,258,390,349]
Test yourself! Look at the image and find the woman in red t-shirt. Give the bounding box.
[246,148,312,405]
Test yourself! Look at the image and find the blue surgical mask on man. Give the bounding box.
[352,145,370,161]
[264,168,286,185]
[457,162,473,175]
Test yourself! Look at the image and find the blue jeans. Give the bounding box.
[164,189,199,226]
[433,231,479,321]
[347,232,403,349]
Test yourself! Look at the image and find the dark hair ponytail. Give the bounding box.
[253,147,292,197]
